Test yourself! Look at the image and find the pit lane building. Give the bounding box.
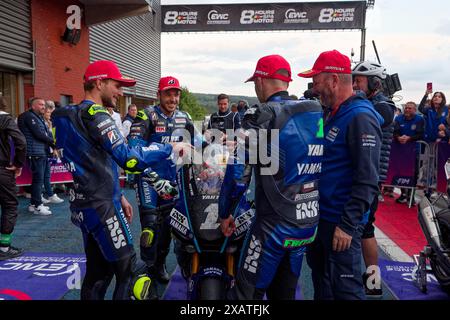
[0,0,161,117]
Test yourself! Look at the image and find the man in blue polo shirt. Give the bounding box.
[298,50,383,300]
[394,101,424,204]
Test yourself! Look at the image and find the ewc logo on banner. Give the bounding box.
[284,9,308,24]
[207,10,230,25]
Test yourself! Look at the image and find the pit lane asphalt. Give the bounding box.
[12,188,395,300]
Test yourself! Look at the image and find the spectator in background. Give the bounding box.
[0,96,27,260]
[208,94,240,132]
[419,90,447,143]
[206,93,240,144]
[18,98,55,215]
[54,101,62,109]
[106,106,125,137]
[394,107,402,119]
[230,103,238,113]
[236,99,248,122]
[45,100,55,112]
[438,113,450,143]
[394,101,424,204]
[418,90,447,196]
[41,101,63,205]
[122,104,138,139]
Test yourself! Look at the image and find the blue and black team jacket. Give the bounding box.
[51,100,173,206]
[418,94,448,142]
[17,109,54,157]
[393,114,425,141]
[219,91,324,228]
[207,109,241,133]
[319,94,383,236]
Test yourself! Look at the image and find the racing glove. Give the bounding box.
[142,169,178,200]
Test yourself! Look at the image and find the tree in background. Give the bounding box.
[179,87,207,120]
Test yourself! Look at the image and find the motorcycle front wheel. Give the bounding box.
[198,276,226,300]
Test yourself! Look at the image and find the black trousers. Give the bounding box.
[0,167,19,236]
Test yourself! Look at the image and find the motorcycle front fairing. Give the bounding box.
[169,143,254,252]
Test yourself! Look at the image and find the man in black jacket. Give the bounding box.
[0,96,27,260]
[18,98,55,215]
[206,93,241,144]
[352,61,396,297]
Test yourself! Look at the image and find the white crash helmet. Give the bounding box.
[352,61,387,80]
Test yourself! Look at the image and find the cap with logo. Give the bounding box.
[159,76,181,91]
[245,54,292,83]
[84,60,136,87]
[298,50,351,78]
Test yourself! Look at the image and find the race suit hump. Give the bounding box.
[51,100,172,205]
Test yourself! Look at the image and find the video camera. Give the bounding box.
[383,73,402,98]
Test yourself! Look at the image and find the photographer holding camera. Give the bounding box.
[352,60,396,297]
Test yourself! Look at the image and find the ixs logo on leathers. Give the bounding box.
[106,216,127,249]
[164,11,198,25]
[243,235,262,274]
[296,200,319,220]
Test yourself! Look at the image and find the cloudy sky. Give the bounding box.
[161,0,450,104]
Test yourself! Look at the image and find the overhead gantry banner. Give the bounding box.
[161,1,366,32]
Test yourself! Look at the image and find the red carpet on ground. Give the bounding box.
[375,196,427,257]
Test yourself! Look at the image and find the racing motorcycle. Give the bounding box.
[168,143,254,300]
[415,159,450,294]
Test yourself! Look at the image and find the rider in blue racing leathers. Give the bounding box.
[219,55,324,300]
[52,61,186,300]
[128,76,204,296]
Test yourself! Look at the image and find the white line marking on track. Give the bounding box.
[375,226,414,263]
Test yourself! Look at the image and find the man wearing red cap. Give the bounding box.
[128,76,200,297]
[298,50,383,300]
[219,54,324,299]
[51,60,186,300]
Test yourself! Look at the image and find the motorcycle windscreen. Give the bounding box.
[189,144,230,241]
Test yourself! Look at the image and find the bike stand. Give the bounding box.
[413,246,433,293]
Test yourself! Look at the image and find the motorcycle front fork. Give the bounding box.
[191,252,199,274]
[226,252,235,277]
[190,252,235,277]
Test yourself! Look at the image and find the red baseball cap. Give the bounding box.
[298,50,351,78]
[159,76,181,91]
[245,54,292,83]
[84,60,136,87]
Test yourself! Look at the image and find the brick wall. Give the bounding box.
[27,0,89,106]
